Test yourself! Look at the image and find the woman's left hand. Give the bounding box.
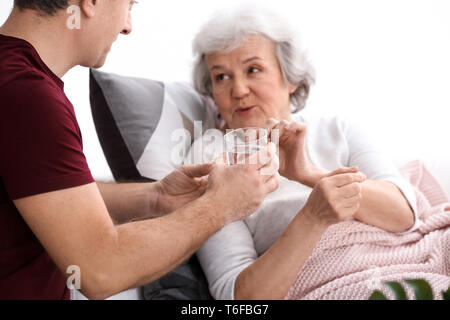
[264,118,326,187]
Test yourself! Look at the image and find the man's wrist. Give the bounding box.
[196,192,226,231]
[147,182,164,218]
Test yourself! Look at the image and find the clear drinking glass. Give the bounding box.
[224,127,269,165]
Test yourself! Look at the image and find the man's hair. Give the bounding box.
[14,0,70,15]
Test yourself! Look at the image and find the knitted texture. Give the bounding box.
[285,160,450,300]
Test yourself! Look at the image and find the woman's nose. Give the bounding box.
[121,12,133,35]
[232,76,250,99]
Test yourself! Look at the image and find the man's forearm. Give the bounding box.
[91,193,224,299]
[96,182,159,224]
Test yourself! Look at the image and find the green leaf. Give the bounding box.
[442,287,450,300]
[369,290,388,300]
[384,281,408,300]
[405,279,434,300]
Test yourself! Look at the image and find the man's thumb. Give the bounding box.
[182,163,214,177]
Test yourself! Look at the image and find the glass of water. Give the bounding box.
[224,127,269,165]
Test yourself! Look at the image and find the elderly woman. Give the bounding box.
[185,7,418,300]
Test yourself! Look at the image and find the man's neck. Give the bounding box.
[0,7,77,78]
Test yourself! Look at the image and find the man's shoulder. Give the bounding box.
[0,71,76,142]
[0,68,70,119]
[0,67,62,97]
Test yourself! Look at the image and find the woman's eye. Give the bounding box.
[249,67,261,74]
[215,74,229,82]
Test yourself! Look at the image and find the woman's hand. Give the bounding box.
[234,166,365,300]
[263,118,326,187]
[302,167,366,226]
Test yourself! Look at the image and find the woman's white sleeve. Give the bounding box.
[196,221,257,300]
[343,118,420,232]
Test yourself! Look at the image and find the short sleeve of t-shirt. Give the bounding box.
[0,73,94,200]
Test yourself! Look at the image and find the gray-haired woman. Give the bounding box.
[186,6,418,300]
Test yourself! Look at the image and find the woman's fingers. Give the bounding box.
[263,118,308,145]
[286,121,307,134]
[263,118,280,131]
[342,193,362,209]
[246,142,277,170]
[274,119,290,131]
[329,171,366,188]
[339,182,363,198]
[270,120,288,143]
[325,171,364,218]
[325,166,359,178]
[305,167,366,224]
[262,172,281,194]
[263,118,291,142]
[260,151,280,177]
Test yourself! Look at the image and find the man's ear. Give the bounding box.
[79,0,97,18]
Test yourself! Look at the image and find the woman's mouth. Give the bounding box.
[235,106,256,115]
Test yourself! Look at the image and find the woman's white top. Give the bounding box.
[183,113,419,300]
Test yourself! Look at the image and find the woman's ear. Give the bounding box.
[288,83,299,95]
[79,0,96,18]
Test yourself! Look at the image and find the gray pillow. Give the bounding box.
[89,68,214,300]
[89,68,216,181]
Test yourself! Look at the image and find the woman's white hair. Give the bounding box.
[192,6,316,113]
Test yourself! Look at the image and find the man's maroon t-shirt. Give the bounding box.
[0,34,95,299]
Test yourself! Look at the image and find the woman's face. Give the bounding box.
[205,35,297,129]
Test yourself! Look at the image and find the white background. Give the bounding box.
[1,0,449,191]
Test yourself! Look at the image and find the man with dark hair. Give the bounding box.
[0,1,280,299]
[14,0,70,15]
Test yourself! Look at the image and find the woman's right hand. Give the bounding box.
[302,167,366,226]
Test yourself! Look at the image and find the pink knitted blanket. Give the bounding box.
[285,160,450,300]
